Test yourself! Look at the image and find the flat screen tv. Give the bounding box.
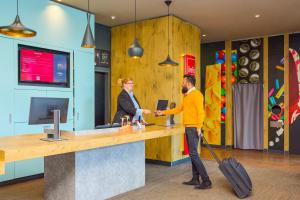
[18,44,70,87]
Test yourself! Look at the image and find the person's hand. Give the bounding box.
[197,128,203,137]
[142,109,151,114]
[141,120,148,125]
[155,110,164,116]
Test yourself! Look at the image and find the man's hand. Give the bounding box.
[155,110,164,116]
[142,109,151,114]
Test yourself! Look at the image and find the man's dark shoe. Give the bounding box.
[195,180,212,189]
[182,178,200,186]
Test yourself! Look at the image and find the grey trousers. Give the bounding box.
[185,127,209,181]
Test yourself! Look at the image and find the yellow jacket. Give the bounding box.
[163,89,205,128]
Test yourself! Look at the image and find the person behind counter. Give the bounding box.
[155,75,212,190]
[113,78,151,124]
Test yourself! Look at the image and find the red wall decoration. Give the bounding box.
[184,55,196,76]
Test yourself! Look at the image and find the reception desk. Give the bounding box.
[0,125,184,200]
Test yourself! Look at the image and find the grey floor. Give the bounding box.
[111,160,300,200]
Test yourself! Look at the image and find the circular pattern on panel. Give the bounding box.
[239,56,249,66]
[250,39,261,47]
[239,68,249,77]
[249,74,259,83]
[249,49,260,60]
[237,38,262,83]
[249,61,260,71]
[239,79,249,84]
[239,43,250,54]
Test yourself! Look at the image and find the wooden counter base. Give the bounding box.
[0,125,184,174]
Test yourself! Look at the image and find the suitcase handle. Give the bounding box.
[201,135,221,165]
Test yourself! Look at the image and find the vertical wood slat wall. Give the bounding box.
[263,37,269,150]
[225,41,233,146]
[111,16,200,163]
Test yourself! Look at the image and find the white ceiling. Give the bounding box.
[55,0,300,43]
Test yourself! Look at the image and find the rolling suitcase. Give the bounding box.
[201,136,252,199]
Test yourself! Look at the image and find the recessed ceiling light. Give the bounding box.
[57,0,62,2]
[255,14,260,18]
[202,34,206,37]
[111,16,116,20]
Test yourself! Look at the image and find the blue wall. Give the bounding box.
[0,0,95,182]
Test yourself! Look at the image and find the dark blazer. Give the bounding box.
[112,89,141,124]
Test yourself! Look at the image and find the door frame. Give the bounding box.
[95,67,111,124]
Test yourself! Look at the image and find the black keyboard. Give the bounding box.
[95,124,121,129]
[111,124,122,128]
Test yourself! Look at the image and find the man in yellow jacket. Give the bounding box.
[156,75,212,189]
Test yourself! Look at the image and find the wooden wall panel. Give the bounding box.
[171,17,201,161]
[263,37,269,150]
[111,16,200,162]
[225,41,233,146]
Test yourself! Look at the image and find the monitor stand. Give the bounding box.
[41,110,67,142]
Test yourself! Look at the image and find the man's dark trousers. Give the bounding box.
[185,127,209,181]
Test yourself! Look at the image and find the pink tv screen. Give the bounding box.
[18,45,70,87]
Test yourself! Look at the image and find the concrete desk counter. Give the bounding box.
[0,125,184,200]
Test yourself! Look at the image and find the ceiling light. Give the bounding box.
[255,14,260,18]
[159,0,178,67]
[0,0,37,38]
[111,16,116,20]
[128,0,144,58]
[81,0,95,48]
[202,34,206,37]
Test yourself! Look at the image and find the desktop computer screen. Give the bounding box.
[28,97,69,125]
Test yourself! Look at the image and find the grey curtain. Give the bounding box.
[233,84,263,150]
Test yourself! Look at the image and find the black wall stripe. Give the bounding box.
[268,35,284,151]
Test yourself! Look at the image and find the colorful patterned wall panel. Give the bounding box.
[202,35,300,153]
[289,33,300,154]
[201,42,225,93]
[233,38,263,84]
[204,64,221,145]
[268,35,284,151]
[204,51,237,146]
[216,50,237,124]
[201,42,225,146]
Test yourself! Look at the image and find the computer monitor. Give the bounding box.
[156,100,168,110]
[28,97,69,125]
